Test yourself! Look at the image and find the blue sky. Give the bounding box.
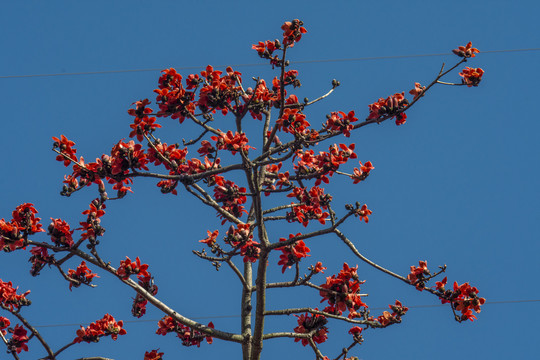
[1,1,539,359]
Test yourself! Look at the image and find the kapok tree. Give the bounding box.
[0,20,485,360]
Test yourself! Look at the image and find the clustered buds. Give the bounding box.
[156,316,214,347]
[74,314,127,343]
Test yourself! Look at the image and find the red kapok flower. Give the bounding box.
[452,42,480,58]
[8,324,29,354]
[281,19,307,46]
[277,233,311,273]
[117,256,150,281]
[293,311,328,346]
[459,67,484,87]
[144,349,164,360]
[67,261,99,290]
[48,218,74,247]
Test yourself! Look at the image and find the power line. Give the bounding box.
[1,47,539,79]
[30,299,539,328]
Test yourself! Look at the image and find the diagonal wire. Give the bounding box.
[1,48,539,79]
[30,299,540,328]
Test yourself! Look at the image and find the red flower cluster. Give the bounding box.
[286,186,331,227]
[156,316,214,347]
[128,99,161,142]
[0,279,30,311]
[144,349,164,360]
[459,67,484,87]
[348,325,363,341]
[154,68,196,123]
[350,161,374,184]
[294,143,357,186]
[348,203,372,223]
[324,111,359,137]
[78,199,106,242]
[0,316,10,336]
[54,135,153,197]
[367,92,409,125]
[74,314,127,343]
[7,324,29,354]
[277,233,311,273]
[52,134,77,166]
[47,218,74,247]
[116,256,151,281]
[407,260,430,290]
[435,278,486,321]
[197,65,243,115]
[224,223,260,263]
[67,261,99,290]
[452,42,480,58]
[293,311,328,346]
[110,139,149,176]
[0,203,44,251]
[262,162,291,195]
[28,246,54,276]
[214,180,248,221]
[252,40,282,67]
[240,239,261,263]
[277,108,310,134]
[319,263,367,318]
[211,131,255,155]
[281,19,307,47]
[245,80,281,119]
[0,218,24,252]
[132,277,158,318]
[147,142,188,171]
[375,300,408,327]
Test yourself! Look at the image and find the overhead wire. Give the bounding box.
[30,299,540,328]
[1,47,539,79]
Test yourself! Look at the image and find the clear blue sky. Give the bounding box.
[1,1,539,359]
